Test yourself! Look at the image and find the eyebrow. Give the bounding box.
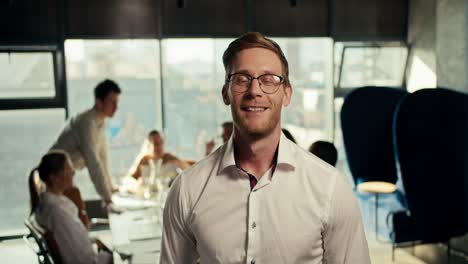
[231,69,281,76]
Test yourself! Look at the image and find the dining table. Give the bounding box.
[104,189,168,263]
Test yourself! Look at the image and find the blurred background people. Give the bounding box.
[132,130,190,181]
[309,140,338,166]
[50,79,121,208]
[28,150,113,264]
[120,130,192,195]
[205,121,233,156]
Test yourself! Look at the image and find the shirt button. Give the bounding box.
[252,222,257,229]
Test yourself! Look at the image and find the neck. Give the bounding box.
[46,186,63,196]
[93,106,107,120]
[233,128,280,178]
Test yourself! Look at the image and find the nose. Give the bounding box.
[245,78,263,97]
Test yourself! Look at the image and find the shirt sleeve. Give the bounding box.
[75,117,112,202]
[99,137,115,191]
[323,172,371,264]
[48,206,100,264]
[160,175,198,264]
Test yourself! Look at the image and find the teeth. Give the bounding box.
[246,107,265,111]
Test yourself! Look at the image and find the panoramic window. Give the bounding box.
[65,39,162,199]
[273,38,334,149]
[0,109,65,234]
[0,52,55,99]
[162,38,334,160]
[161,39,232,160]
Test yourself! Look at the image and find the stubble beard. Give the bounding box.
[232,110,280,141]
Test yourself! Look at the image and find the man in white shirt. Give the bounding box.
[160,32,370,264]
[51,79,121,207]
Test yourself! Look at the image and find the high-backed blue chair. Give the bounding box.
[390,88,468,260]
[341,86,408,240]
[341,86,407,186]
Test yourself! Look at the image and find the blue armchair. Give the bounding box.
[341,86,408,240]
[390,88,468,260]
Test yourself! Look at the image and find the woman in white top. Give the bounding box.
[28,150,113,264]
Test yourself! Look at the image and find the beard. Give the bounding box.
[231,106,281,140]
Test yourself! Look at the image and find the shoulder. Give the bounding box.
[182,148,220,182]
[72,109,98,128]
[169,150,221,207]
[36,193,75,227]
[140,155,154,164]
[286,142,348,208]
[289,141,340,182]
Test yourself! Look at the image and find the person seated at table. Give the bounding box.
[28,150,113,264]
[205,121,233,156]
[63,186,91,229]
[309,140,338,166]
[132,130,190,181]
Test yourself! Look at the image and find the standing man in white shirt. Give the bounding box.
[51,79,121,208]
[160,32,371,264]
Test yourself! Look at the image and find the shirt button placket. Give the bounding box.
[247,188,258,264]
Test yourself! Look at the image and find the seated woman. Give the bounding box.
[28,150,113,264]
[132,130,190,181]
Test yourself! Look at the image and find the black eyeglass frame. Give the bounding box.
[226,73,285,94]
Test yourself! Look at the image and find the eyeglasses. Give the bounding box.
[227,73,285,94]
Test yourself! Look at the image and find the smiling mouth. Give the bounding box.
[242,106,268,112]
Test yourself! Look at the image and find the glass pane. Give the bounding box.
[334,42,344,87]
[65,39,162,199]
[273,38,334,149]
[0,52,55,98]
[162,38,334,159]
[339,46,407,88]
[161,39,232,160]
[0,109,65,235]
[333,97,354,186]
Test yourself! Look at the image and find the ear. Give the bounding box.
[282,84,292,107]
[222,84,230,105]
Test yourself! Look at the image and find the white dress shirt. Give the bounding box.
[51,108,113,202]
[160,133,370,264]
[35,192,112,264]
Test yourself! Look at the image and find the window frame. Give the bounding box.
[335,42,409,97]
[0,45,68,113]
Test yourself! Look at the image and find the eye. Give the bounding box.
[233,74,250,83]
[260,74,280,85]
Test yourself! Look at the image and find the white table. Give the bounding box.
[108,192,167,263]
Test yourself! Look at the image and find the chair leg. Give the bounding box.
[375,193,379,240]
[447,240,450,264]
[392,244,395,262]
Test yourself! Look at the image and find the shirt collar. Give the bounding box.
[218,131,297,175]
